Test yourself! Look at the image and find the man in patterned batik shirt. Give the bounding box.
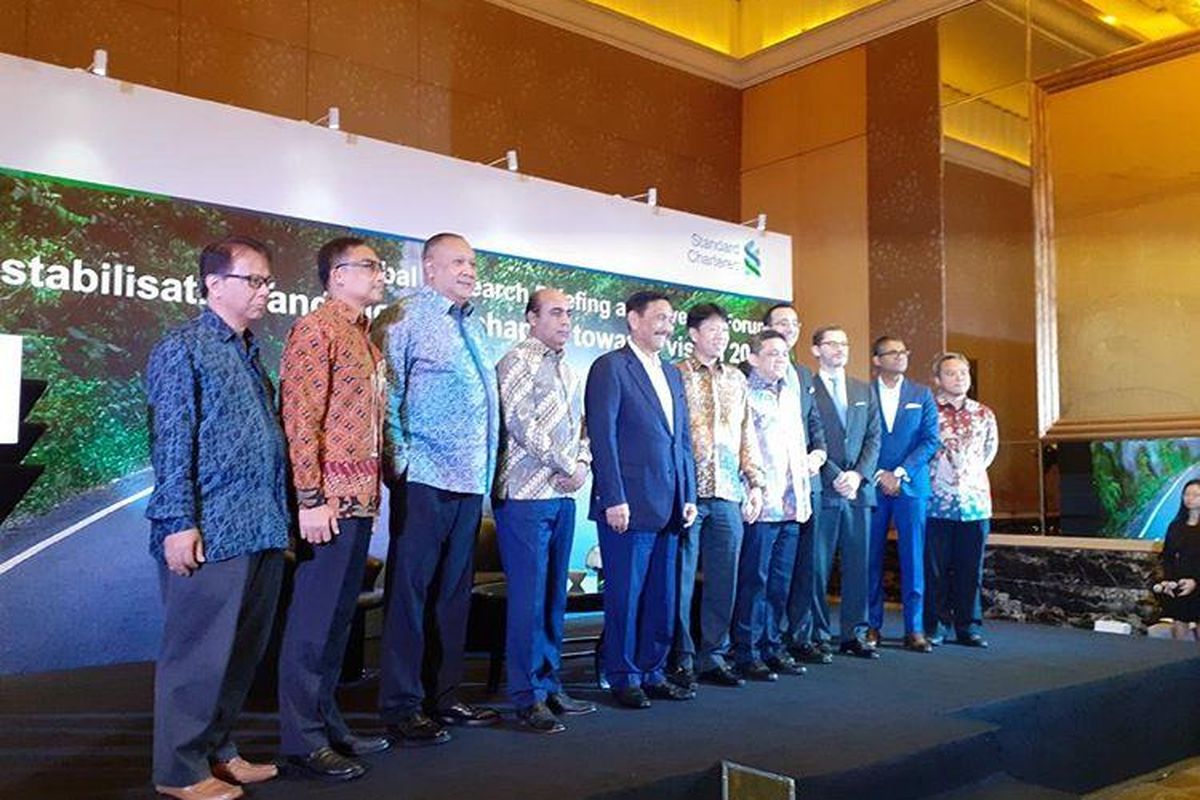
[924,352,999,649]
[146,236,287,800]
[494,288,598,734]
[277,237,390,781]
[669,303,765,692]
[733,330,814,682]
[374,233,501,745]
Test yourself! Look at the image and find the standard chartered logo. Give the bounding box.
[743,240,762,278]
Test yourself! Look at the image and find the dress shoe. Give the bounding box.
[331,733,392,756]
[388,711,452,746]
[210,757,277,785]
[155,777,243,800]
[645,680,696,700]
[737,660,779,682]
[546,691,597,716]
[764,654,807,676]
[436,701,501,727]
[865,627,882,647]
[791,643,834,665]
[839,640,881,659]
[959,633,989,648]
[667,667,698,691]
[903,634,933,653]
[517,702,566,734]
[698,665,745,687]
[286,747,366,781]
[612,685,651,709]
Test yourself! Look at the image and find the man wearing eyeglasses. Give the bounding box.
[277,237,389,780]
[374,232,501,744]
[145,236,288,800]
[866,336,940,653]
[793,326,881,661]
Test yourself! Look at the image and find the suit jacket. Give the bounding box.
[792,363,828,494]
[874,378,940,498]
[812,372,881,508]
[585,345,697,531]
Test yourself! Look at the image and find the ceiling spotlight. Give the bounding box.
[741,213,767,232]
[486,149,520,172]
[312,106,340,130]
[621,187,658,208]
[87,48,108,77]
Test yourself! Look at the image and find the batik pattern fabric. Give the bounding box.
[746,373,812,523]
[495,336,591,500]
[373,285,499,495]
[145,309,289,563]
[676,357,764,503]
[928,394,999,521]
[280,297,385,518]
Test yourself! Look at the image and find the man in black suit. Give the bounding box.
[761,304,831,665]
[791,325,881,660]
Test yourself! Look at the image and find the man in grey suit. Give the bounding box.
[792,325,881,660]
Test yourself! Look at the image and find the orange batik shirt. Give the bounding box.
[280,297,386,518]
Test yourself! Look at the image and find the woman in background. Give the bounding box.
[1149,479,1200,640]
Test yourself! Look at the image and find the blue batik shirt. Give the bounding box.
[145,308,290,563]
[377,286,500,495]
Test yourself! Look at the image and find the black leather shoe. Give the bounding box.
[517,702,566,734]
[959,634,989,648]
[387,711,451,746]
[698,665,745,687]
[645,681,695,700]
[287,746,366,781]
[331,734,392,756]
[791,643,834,665]
[546,691,597,716]
[612,686,651,709]
[903,634,933,654]
[667,667,698,691]
[436,701,501,727]
[764,654,807,676]
[737,661,779,682]
[839,640,881,659]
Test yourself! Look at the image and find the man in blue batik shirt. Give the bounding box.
[373,232,501,745]
[145,236,289,800]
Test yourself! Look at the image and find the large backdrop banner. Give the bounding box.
[0,54,791,675]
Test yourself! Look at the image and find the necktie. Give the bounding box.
[831,376,847,428]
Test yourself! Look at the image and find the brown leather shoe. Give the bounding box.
[211,756,278,785]
[865,628,881,648]
[903,633,933,653]
[155,776,244,800]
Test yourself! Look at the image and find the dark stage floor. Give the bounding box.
[2,619,1199,800]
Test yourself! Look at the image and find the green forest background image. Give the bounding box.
[0,169,770,530]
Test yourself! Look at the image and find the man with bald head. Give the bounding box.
[375,232,501,744]
[494,288,597,733]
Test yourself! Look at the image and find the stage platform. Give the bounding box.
[2,619,1198,800]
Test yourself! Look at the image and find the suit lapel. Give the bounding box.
[813,373,845,437]
[622,346,670,433]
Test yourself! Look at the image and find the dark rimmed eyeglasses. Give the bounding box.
[223,273,275,290]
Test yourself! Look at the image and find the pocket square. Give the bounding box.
[808,386,815,394]
[904,402,922,409]
[853,400,867,407]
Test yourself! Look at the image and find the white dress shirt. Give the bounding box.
[818,367,848,413]
[878,375,903,433]
[631,342,674,435]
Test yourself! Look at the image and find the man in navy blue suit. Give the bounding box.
[585,291,698,709]
[792,325,881,660]
[867,336,941,653]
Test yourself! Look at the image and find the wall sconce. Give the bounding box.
[619,187,658,208]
